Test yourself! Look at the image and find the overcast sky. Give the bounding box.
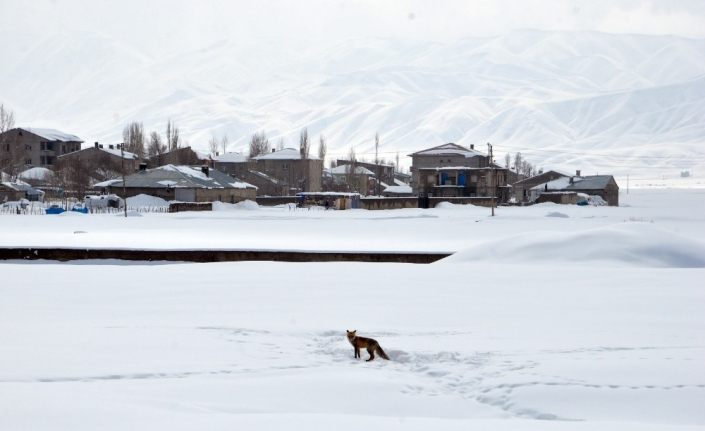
[2,0,704,55]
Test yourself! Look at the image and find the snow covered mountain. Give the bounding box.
[2,29,704,178]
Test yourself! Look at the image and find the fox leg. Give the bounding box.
[354,346,360,359]
[366,346,375,361]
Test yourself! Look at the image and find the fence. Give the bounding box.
[0,200,169,216]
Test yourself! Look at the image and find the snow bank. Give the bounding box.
[212,200,259,211]
[440,223,705,268]
[126,194,168,208]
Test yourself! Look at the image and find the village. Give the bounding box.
[0,124,619,213]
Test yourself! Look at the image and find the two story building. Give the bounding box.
[0,127,83,172]
[410,143,510,204]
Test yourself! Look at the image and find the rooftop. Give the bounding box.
[19,127,83,143]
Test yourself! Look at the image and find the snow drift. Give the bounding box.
[440,223,705,268]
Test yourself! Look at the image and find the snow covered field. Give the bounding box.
[1,189,704,430]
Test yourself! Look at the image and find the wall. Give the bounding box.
[361,197,417,210]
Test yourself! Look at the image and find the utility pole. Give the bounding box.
[488,142,495,217]
[121,143,127,218]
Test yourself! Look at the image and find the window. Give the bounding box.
[41,142,46,151]
[25,158,32,165]
[25,144,31,150]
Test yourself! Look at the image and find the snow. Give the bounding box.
[161,164,215,181]
[329,164,375,175]
[1,188,704,430]
[229,181,254,189]
[253,148,320,161]
[22,127,82,142]
[215,152,247,163]
[98,146,138,160]
[18,167,54,180]
[384,185,412,194]
[125,194,168,208]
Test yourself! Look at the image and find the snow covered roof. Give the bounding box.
[329,164,375,175]
[20,127,83,142]
[513,170,568,185]
[98,146,138,159]
[409,143,485,158]
[215,152,247,163]
[532,175,616,191]
[383,185,412,194]
[1,179,33,191]
[105,164,256,190]
[253,148,320,161]
[19,167,54,180]
[58,145,138,160]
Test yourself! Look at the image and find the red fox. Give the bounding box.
[346,330,390,361]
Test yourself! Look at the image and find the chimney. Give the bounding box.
[570,177,574,184]
[470,144,474,150]
[94,142,99,148]
[576,170,581,177]
[116,143,121,150]
[139,162,147,171]
[201,165,209,177]
[99,144,104,149]
[109,144,114,150]
[272,148,276,153]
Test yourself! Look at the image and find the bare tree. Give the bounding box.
[345,146,358,193]
[147,131,166,159]
[514,152,523,176]
[208,134,219,157]
[122,122,145,159]
[504,153,511,169]
[165,119,181,151]
[299,128,309,159]
[374,132,379,165]
[248,131,270,158]
[395,151,400,174]
[0,103,18,177]
[318,134,327,161]
[276,138,285,151]
[220,134,229,155]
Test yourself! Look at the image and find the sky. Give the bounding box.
[2,0,704,57]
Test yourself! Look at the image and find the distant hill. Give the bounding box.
[2,30,704,179]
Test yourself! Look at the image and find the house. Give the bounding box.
[336,159,395,194]
[530,172,619,206]
[96,164,256,203]
[56,142,139,183]
[213,152,248,178]
[511,170,568,203]
[382,178,413,197]
[148,146,211,168]
[410,143,510,203]
[251,148,322,194]
[0,127,83,172]
[0,179,44,202]
[326,164,376,195]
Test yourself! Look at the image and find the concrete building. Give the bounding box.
[410,143,510,203]
[57,143,138,183]
[251,148,322,194]
[96,164,256,203]
[530,173,620,206]
[0,127,83,173]
[511,170,568,203]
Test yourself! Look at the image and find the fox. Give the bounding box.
[346,330,390,361]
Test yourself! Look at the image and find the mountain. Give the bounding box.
[2,29,704,179]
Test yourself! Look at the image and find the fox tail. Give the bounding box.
[376,345,390,360]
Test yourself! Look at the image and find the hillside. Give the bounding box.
[2,30,704,179]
